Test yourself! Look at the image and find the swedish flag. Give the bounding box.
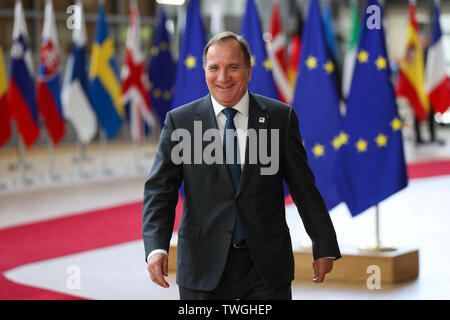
[336,0,408,217]
[89,3,124,138]
[292,0,343,211]
[171,0,208,109]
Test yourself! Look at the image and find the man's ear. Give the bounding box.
[247,66,252,82]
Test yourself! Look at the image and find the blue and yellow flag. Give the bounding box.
[239,0,278,100]
[171,0,208,109]
[291,0,343,211]
[148,7,176,128]
[336,0,408,217]
[89,3,124,138]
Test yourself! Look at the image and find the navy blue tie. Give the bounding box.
[222,108,244,245]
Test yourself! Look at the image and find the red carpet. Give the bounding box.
[0,159,449,299]
[407,159,450,179]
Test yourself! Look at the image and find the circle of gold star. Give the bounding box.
[323,60,335,74]
[375,56,387,70]
[358,50,369,63]
[263,58,272,71]
[312,143,325,157]
[375,133,388,147]
[390,117,402,131]
[332,131,349,150]
[184,55,196,69]
[305,55,318,70]
[355,138,368,153]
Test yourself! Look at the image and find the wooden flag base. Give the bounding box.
[167,244,419,284]
[293,245,419,283]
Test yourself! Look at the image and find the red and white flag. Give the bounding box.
[37,0,65,144]
[425,0,450,114]
[266,2,292,103]
[121,1,156,143]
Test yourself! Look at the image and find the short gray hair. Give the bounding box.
[203,31,252,68]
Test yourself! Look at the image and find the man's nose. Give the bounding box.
[217,69,230,82]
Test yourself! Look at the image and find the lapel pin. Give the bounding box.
[258,117,266,123]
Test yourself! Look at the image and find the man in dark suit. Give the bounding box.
[143,31,341,300]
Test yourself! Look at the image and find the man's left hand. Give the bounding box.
[312,257,334,283]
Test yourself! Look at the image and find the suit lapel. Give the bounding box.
[236,93,269,198]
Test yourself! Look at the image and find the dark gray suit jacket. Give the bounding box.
[142,92,341,291]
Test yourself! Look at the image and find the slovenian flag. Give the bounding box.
[425,0,450,114]
[7,0,40,148]
[37,0,65,145]
[62,0,97,145]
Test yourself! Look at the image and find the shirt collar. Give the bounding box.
[211,90,249,117]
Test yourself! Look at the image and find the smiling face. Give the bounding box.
[204,39,252,108]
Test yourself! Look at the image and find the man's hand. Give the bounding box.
[147,253,169,288]
[312,257,334,283]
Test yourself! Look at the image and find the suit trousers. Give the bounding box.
[179,244,292,300]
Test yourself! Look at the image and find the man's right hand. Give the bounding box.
[147,253,169,288]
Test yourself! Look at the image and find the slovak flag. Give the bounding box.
[7,0,40,148]
[425,0,450,114]
[37,0,65,145]
[121,0,156,142]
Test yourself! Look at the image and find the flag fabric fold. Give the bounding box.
[0,46,11,147]
[291,0,343,211]
[171,0,208,109]
[425,1,450,114]
[62,0,97,145]
[396,1,429,122]
[37,0,65,145]
[240,0,279,101]
[89,2,124,138]
[121,1,156,143]
[148,6,176,128]
[7,0,40,148]
[336,0,408,217]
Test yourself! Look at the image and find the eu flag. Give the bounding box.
[171,0,208,109]
[148,7,176,128]
[291,0,343,211]
[336,0,408,217]
[239,0,278,100]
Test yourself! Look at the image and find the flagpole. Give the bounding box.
[99,129,113,176]
[359,204,396,252]
[131,139,146,174]
[14,136,34,187]
[43,137,61,183]
[72,138,90,180]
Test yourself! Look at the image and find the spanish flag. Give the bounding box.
[89,1,124,138]
[396,0,429,122]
